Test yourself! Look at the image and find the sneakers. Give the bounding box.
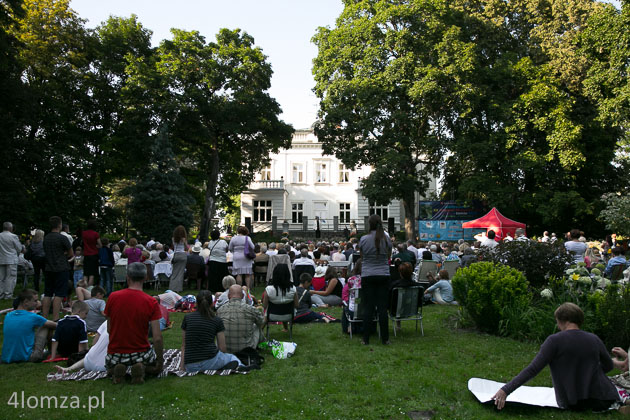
[222,361,239,371]
[112,364,126,384]
[130,363,145,385]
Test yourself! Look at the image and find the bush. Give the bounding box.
[593,284,630,349]
[477,241,573,288]
[452,262,532,334]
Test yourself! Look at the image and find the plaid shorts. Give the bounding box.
[105,347,156,368]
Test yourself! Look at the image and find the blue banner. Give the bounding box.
[418,201,482,221]
[418,220,483,241]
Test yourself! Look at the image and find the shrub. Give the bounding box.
[477,241,573,288]
[593,284,630,349]
[452,262,532,334]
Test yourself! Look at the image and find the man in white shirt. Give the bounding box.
[540,231,550,243]
[292,248,316,269]
[331,244,346,262]
[504,233,514,242]
[480,230,499,249]
[61,224,73,247]
[266,243,278,256]
[406,240,418,258]
[515,228,530,242]
[0,222,23,300]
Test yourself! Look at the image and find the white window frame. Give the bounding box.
[291,202,304,224]
[253,200,272,222]
[338,163,350,183]
[339,203,351,223]
[315,162,328,183]
[260,165,272,181]
[369,202,389,221]
[291,162,305,184]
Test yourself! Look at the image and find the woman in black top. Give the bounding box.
[309,266,343,306]
[179,290,242,372]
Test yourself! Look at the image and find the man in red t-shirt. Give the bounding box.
[81,219,102,286]
[104,262,163,384]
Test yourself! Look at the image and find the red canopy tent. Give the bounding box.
[461,208,526,241]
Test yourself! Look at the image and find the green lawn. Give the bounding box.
[0,286,621,420]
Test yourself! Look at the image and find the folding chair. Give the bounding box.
[389,285,424,337]
[253,260,268,286]
[344,287,379,339]
[293,265,315,286]
[416,260,438,283]
[114,265,127,289]
[442,260,459,280]
[265,301,294,340]
[611,264,626,283]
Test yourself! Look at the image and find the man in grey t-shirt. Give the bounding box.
[0,222,24,299]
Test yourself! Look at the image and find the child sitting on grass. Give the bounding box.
[48,300,89,360]
[85,286,106,333]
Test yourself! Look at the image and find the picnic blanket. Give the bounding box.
[47,349,247,381]
[467,378,559,408]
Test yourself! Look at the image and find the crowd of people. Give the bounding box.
[0,215,629,413]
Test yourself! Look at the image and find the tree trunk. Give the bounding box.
[402,194,416,241]
[199,148,220,242]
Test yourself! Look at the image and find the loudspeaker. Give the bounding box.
[245,217,252,234]
[388,217,395,233]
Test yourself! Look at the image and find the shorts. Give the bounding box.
[44,271,69,298]
[105,347,156,368]
[83,255,99,277]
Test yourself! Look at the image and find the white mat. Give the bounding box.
[468,377,559,408]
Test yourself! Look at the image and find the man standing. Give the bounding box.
[105,262,163,384]
[515,228,530,242]
[217,285,264,353]
[0,222,23,300]
[42,217,73,321]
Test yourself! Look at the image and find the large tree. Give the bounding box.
[313,0,474,239]
[151,28,293,241]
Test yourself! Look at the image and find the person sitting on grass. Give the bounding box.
[55,320,109,375]
[1,289,57,363]
[309,266,343,307]
[424,270,457,305]
[84,286,106,333]
[294,273,332,324]
[217,285,264,354]
[492,302,620,412]
[104,262,163,385]
[263,264,298,332]
[74,278,93,301]
[179,290,243,372]
[48,300,89,360]
[215,275,253,309]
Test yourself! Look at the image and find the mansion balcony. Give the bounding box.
[247,179,285,190]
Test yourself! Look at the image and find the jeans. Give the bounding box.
[361,275,390,343]
[73,270,84,287]
[184,351,242,372]
[100,266,113,296]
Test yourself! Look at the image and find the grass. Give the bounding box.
[0,285,622,420]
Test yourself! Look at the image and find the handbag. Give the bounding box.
[244,237,256,260]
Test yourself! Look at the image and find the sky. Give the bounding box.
[70,0,344,130]
[70,0,621,130]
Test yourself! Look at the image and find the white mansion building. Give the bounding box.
[240,127,437,235]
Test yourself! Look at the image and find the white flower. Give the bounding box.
[540,289,553,299]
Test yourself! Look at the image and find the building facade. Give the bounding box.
[240,127,437,235]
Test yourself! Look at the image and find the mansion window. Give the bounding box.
[315,162,328,183]
[339,203,350,223]
[291,203,303,224]
[292,163,304,183]
[253,200,272,222]
[260,165,271,181]
[369,202,388,221]
[338,164,350,183]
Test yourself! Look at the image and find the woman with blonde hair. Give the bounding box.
[170,225,189,292]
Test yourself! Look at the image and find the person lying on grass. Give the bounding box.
[492,302,621,412]
[48,300,89,360]
[1,289,56,363]
[179,290,243,372]
[55,320,109,374]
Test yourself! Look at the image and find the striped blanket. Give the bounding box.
[46,349,247,381]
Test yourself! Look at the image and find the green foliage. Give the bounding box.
[599,192,630,237]
[452,262,531,334]
[593,284,630,349]
[127,128,194,243]
[476,241,573,288]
